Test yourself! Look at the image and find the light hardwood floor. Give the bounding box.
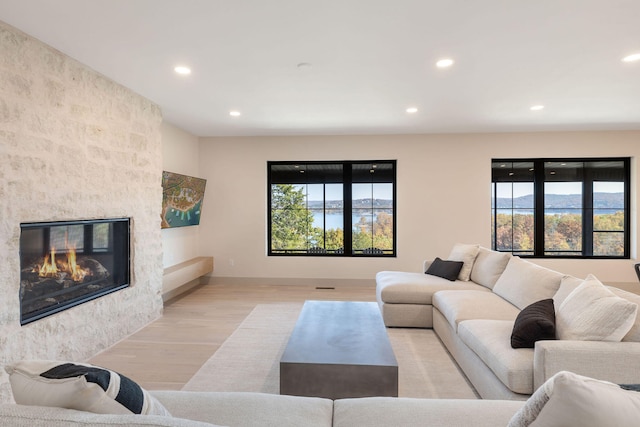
[88,283,376,390]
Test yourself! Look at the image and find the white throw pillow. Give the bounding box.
[608,286,640,342]
[492,257,563,310]
[556,274,638,341]
[508,371,640,427]
[5,360,171,416]
[447,243,480,281]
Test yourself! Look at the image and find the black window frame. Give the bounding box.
[268,160,397,257]
[491,157,631,259]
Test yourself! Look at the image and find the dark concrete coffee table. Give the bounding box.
[280,300,398,399]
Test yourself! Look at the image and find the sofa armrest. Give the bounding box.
[422,259,432,273]
[534,340,640,390]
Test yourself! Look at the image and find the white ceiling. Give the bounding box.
[1,0,639,137]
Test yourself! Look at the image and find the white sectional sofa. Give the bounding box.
[1,358,525,426]
[0,391,526,427]
[5,371,640,426]
[4,276,640,427]
[376,244,640,400]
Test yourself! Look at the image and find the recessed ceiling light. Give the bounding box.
[622,53,640,63]
[530,105,545,111]
[229,110,241,117]
[406,107,418,113]
[174,66,191,75]
[436,58,454,68]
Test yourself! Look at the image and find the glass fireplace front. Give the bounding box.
[19,218,130,325]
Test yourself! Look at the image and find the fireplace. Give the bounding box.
[19,218,131,325]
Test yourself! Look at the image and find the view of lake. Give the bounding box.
[312,212,390,230]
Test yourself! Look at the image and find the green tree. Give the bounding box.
[494,213,534,252]
[324,227,344,251]
[373,212,393,249]
[594,211,625,255]
[545,213,581,252]
[271,184,314,251]
[352,213,393,252]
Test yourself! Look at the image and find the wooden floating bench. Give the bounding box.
[162,256,214,301]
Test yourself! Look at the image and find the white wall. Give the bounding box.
[198,131,639,284]
[161,122,202,268]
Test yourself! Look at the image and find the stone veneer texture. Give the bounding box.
[0,21,164,402]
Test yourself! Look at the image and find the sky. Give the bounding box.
[303,183,393,201]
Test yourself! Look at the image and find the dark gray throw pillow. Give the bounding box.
[511,298,556,349]
[425,257,464,281]
[620,384,640,392]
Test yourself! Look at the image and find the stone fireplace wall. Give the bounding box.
[0,21,164,401]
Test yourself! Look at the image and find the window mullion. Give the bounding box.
[533,161,545,256]
[322,184,327,250]
[583,168,594,257]
[343,164,353,256]
[624,158,631,258]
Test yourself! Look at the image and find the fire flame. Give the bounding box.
[36,245,90,282]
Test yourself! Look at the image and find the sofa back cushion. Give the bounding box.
[492,257,563,310]
[469,247,511,289]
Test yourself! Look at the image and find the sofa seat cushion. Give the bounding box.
[152,390,334,427]
[333,396,525,427]
[376,271,488,305]
[492,257,563,310]
[458,320,534,395]
[433,290,520,332]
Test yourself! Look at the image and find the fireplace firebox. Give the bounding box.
[19,218,131,325]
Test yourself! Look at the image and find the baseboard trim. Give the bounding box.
[204,276,374,288]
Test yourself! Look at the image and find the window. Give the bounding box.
[268,160,396,256]
[491,158,630,258]
[49,222,113,253]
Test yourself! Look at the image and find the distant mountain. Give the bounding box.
[308,198,392,209]
[494,193,624,210]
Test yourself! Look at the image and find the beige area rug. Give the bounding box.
[182,303,478,399]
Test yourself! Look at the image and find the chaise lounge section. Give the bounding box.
[376,246,509,328]
[376,244,640,400]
